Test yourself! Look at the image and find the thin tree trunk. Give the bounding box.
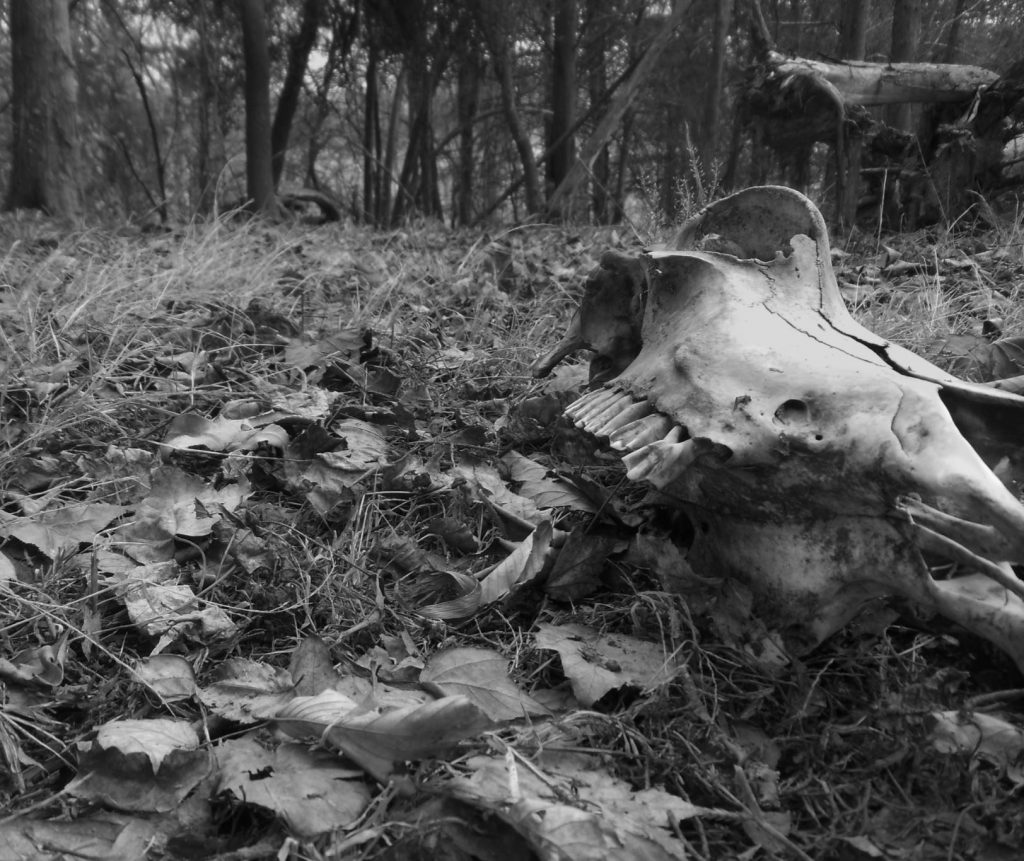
[546,0,693,218]
[888,0,921,131]
[392,49,431,224]
[381,64,405,224]
[238,0,276,214]
[837,0,869,228]
[613,107,632,219]
[481,16,542,214]
[839,0,867,61]
[195,0,218,214]
[5,0,82,217]
[701,0,732,180]
[271,0,324,187]
[549,0,577,190]
[122,49,167,222]
[363,42,379,222]
[455,43,480,225]
[586,0,610,221]
[942,0,967,64]
[788,0,802,55]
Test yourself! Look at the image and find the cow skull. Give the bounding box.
[540,186,1024,671]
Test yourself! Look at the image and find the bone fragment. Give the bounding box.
[906,519,1024,602]
[927,574,1024,675]
[897,496,1014,562]
[565,387,621,421]
[588,399,654,438]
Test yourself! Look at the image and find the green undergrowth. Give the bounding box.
[1,207,1023,860]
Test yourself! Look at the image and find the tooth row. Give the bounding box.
[587,399,654,437]
[623,427,696,489]
[565,387,623,422]
[572,391,636,427]
[609,413,675,451]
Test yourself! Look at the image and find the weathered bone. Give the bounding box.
[539,185,1024,672]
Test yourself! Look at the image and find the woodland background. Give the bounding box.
[5,2,1024,859]
[6,0,1024,230]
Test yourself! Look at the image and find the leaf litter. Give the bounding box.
[0,215,1023,858]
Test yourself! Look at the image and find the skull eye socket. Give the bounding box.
[774,399,811,426]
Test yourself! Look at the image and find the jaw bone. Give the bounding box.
[545,186,1024,671]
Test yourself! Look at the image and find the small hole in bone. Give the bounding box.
[814,433,824,441]
[774,399,811,426]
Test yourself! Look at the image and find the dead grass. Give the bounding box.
[1,207,1023,859]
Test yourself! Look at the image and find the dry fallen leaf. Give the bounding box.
[930,709,1024,784]
[0,501,123,560]
[421,647,550,721]
[534,622,677,707]
[216,736,370,838]
[197,657,295,722]
[131,654,196,702]
[447,752,720,860]
[67,719,211,812]
[275,691,492,780]
[479,520,553,605]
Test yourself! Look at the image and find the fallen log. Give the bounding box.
[766,51,998,107]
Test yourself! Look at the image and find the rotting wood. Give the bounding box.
[765,51,998,107]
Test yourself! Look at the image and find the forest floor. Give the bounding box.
[0,205,1023,861]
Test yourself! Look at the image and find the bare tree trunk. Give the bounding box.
[381,65,405,224]
[941,0,967,63]
[122,50,168,222]
[546,0,693,219]
[837,0,869,228]
[613,107,632,218]
[888,0,921,131]
[839,0,867,61]
[549,0,577,190]
[585,0,610,221]
[238,0,276,214]
[701,0,732,179]
[455,42,481,226]
[271,0,324,188]
[195,0,220,215]
[363,42,379,222]
[5,0,82,217]
[787,0,802,55]
[477,3,542,214]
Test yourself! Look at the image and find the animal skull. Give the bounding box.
[539,186,1024,670]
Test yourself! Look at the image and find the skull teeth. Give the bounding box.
[573,392,636,428]
[609,413,676,451]
[587,399,655,438]
[565,387,623,422]
[645,440,700,488]
[622,426,694,487]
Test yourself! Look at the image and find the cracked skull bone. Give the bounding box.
[544,186,1024,671]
